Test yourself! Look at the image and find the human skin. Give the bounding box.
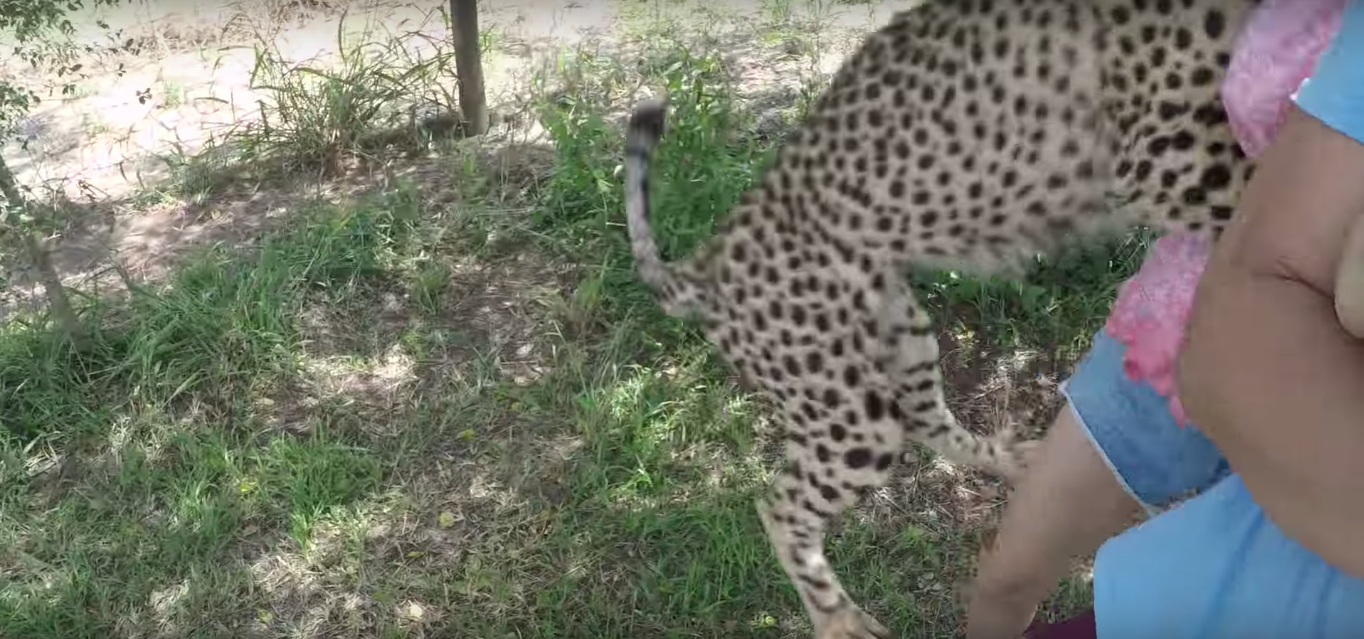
[963,409,1140,639]
[1334,212,1364,338]
[1180,104,1364,579]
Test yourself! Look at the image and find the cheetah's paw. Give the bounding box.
[816,606,893,639]
[986,423,1041,483]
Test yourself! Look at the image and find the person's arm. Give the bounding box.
[1334,211,1364,338]
[1180,104,1364,578]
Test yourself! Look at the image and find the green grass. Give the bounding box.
[1,6,1143,638]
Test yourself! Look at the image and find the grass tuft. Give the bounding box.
[153,7,478,202]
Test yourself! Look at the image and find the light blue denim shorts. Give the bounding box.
[1062,331,1364,638]
[1059,330,1231,514]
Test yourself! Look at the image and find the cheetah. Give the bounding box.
[623,1,1261,637]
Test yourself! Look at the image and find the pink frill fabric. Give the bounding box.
[1221,0,1346,158]
[1102,0,1342,427]
[1103,235,1211,426]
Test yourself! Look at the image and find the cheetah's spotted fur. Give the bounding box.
[624,1,1261,636]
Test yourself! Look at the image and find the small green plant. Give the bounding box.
[160,80,186,108]
[410,261,450,314]
[152,137,236,204]
[79,112,111,136]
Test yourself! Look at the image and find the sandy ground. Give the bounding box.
[0,0,922,318]
[6,0,919,200]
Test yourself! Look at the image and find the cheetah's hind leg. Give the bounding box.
[881,273,1036,481]
[755,274,1034,639]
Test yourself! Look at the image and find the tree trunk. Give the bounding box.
[449,0,488,135]
[0,156,85,348]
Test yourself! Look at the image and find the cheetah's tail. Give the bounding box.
[624,99,706,318]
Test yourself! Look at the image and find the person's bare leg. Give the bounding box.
[964,405,1143,639]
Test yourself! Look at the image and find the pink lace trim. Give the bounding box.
[1103,235,1210,426]
[1103,0,1342,427]
[1220,0,1345,158]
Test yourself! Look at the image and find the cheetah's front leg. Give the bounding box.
[753,272,1030,637]
[760,430,897,639]
[755,289,912,638]
[758,472,894,636]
